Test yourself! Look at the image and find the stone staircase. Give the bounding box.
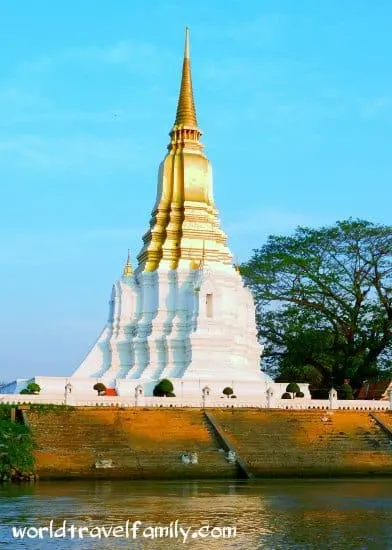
[203,411,254,478]
[211,409,392,477]
[372,411,392,434]
[27,407,237,480]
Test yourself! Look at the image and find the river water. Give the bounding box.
[1,479,392,549]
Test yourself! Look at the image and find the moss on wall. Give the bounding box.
[0,405,36,482]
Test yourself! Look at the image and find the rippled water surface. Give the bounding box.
[1,479,392,549]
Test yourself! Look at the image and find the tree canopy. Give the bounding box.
[241,219,392,390]
[153,379,175,397]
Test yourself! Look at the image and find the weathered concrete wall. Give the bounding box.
[27,408,237,480]
[212,409,392,477]
[26,408,392,480]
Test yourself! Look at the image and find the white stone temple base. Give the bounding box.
[0,375,311,401]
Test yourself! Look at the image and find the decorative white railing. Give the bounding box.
[0,393,390,411]
[0,394,65,405]
[273,398,390,411]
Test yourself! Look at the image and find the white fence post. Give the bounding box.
[329,387,337,410]
[266,387,274,409]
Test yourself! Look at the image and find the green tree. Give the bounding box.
[339,383,354,400]
[241,219,392,390]
[222,387,234,398]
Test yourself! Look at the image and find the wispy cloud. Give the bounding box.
[360,96,391,119]
[4,227,142,245]
[198,13,289,46]
[0,134,149,172]
[75,40,163,66]
[0,227,144,267]
[226,208,335,237]
[0,85,53,125]
[200,57,291,84]
[13,39,173,79]
[225,208,340,262]
[0,36,174,129]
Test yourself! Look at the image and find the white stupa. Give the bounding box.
[69,28,272,397]
[1,29,276,399]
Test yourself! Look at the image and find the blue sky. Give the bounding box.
[1,0,392,380]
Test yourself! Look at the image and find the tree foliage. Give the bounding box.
[339,383,354,400]
[26,382,41,394]
[153,379,174,397]
[0,406,35,478]
[20,382,41,395]
[241,219,392,389]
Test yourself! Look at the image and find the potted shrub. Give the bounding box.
[93,382,107,396]
[286,382,300,399]
[222,387,234,398]
[20,382,41,395]
[153,379,174,397]
[27,382,41,394]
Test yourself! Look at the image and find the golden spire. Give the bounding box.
[174,27,198,128]
[123,249,134,276]
[136,29,233,272]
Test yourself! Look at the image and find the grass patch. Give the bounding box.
[28,404,75,415]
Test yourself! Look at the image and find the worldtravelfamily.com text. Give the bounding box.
[11,519,237,543]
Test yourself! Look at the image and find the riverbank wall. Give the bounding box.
[22,407,392,480]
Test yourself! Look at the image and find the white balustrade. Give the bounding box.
[0,393,390,411]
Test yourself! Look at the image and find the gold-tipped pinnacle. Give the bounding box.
[123,249,134,276]
[174,27,198,127]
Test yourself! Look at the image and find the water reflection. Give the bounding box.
[1,479,392,549]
